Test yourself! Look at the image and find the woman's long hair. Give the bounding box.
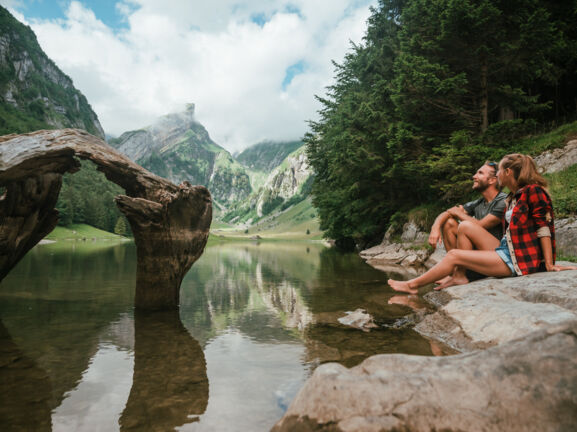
[500,153,548,190]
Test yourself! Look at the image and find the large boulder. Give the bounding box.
[534,139,577,174]
[416,269,577,351]
[273,319,577,432]
[556,217,577,257]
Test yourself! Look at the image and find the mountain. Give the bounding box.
[0,6,104,137]
[110,104,251,206]
[236,140,303,172]
[223,145,314,224]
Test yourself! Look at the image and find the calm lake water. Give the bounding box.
[0,239,439,431]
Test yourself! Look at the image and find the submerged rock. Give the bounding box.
[337,309,378,332]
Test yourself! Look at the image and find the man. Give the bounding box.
[429,161,507,252]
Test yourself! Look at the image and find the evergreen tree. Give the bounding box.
[114,217,127,236]
[306,0,577,247]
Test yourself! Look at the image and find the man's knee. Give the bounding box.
[457,220,475,234]
[443,217,458,234]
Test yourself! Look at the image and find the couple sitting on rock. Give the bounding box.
[389,153,577,294]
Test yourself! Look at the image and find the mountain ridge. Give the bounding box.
[0,5,104,137]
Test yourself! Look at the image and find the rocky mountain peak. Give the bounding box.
[0,6,104,137]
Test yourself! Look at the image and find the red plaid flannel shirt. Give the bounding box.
[504,184,555,275]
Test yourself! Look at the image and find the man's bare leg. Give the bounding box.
[434,218,459,285]
[434,221,501,290]
[440,217,459,251]
[389,248,512,294]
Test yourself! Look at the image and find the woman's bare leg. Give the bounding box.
[388,249,512,294]
[437,221,501,290]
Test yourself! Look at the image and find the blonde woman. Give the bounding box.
[389,154,577,294]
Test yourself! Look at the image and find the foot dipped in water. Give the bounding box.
[388,279,418,295]
[433,274,469,291]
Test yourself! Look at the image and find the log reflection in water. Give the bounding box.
[120,310,208,431]
[0,320,52,432]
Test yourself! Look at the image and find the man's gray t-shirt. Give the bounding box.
[462,191,508,239]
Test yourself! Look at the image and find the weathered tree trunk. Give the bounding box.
[480,59,489,133]
[0,129,212,310]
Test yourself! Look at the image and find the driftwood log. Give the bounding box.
[0,129,212,310]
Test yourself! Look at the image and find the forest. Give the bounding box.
[305,0,577,249]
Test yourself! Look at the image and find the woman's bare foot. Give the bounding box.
[434,274,469,290]
[388,279,418,295]
[435,275,451,285]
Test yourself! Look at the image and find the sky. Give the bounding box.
[1,0,377,152]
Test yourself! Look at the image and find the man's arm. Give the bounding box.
[428,211,451,249]
[446,205,501,230]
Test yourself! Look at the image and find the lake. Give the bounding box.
[0,239,440,431]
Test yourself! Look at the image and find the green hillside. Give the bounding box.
[45,224,127,241]
[213,198,322,240]
[236,140,303,172]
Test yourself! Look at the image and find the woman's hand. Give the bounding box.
[546,263,577,272]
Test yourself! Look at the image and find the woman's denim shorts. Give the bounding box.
[495,236,516,275]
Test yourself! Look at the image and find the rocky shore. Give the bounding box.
[273,265,577,431]
[274,143,577,431]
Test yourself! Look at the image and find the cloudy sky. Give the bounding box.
[2,0,376,152]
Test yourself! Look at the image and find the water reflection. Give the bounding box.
[120,311,208,431]
[0,320,52,431]
[0,240,443,431]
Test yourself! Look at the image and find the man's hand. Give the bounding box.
[447,205,468,221]
[428,226,441,250]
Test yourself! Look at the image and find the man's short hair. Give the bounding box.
[485,161,498,176]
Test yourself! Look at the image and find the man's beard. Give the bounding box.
[473,180,489,192]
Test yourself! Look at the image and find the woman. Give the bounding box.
[388,154,577,294]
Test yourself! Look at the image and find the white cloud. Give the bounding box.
[6,0,377,152]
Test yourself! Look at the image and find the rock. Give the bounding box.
[400,220,428,243]
[415,268,577,351]
[0,129,212,310]
[273,320,577,432]
[360,220,432,271]
[337,309,378,332]
[556,217,577,257]
[274,268,577,431]
[534,139,577,174]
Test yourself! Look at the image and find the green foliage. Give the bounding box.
[546,164,577,218]
[114,217,128,236]
[261,195,284,216]
[306,0,577,246]
[56,161,129,235]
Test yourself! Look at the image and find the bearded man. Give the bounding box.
[428,161,507,252]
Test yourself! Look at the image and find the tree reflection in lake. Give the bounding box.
[0,239,442,431]
[120,310,208,431]
[0,320,52,432]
